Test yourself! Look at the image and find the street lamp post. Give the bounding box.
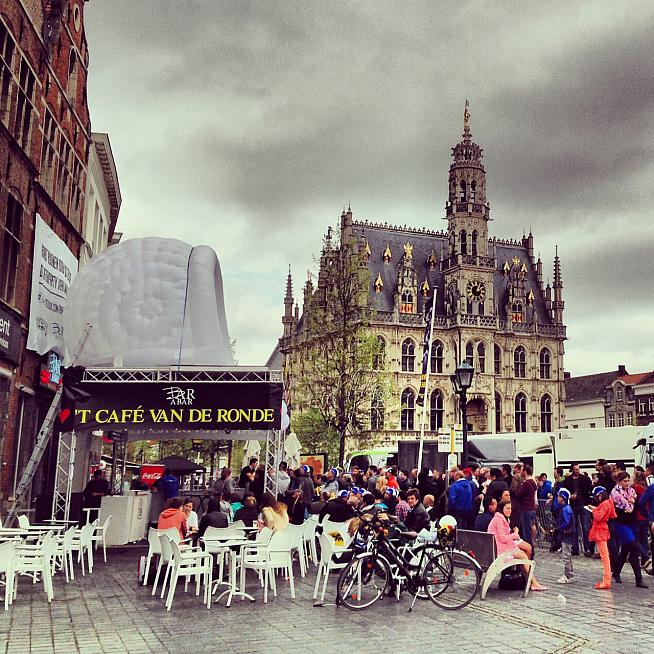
[451,361,474,469]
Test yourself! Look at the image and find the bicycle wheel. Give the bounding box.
[422,550,481,610]
[336,552,390,610]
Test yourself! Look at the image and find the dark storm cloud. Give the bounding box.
[85,1,654,371]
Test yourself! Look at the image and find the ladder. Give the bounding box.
[4,325,91,526]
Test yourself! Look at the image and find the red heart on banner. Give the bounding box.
[59,409,71,424]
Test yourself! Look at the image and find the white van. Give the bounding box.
[345,449,397,472]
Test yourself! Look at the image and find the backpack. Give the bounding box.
[498,567,527,591]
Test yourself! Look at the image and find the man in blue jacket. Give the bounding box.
[641,481,654,574]
[447,471,473,529]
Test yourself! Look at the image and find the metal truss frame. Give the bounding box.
[51,430,76,521]
[82,367,283,384]
[264,429,285,497]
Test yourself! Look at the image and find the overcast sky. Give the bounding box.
[84,0,654,376]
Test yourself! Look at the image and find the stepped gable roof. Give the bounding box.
[565,369,625,403]
[351,221,550,323]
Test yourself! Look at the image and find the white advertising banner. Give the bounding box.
[27,215,78,356]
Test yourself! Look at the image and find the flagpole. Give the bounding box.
[417,289,438,474]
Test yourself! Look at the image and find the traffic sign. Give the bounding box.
[438,425,464,453]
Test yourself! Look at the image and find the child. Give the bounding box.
[588,485,616,590]
[556,488,575,584]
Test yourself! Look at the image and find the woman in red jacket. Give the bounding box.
[588,486,616,589]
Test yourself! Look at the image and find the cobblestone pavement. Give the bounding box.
[0,547,652,654]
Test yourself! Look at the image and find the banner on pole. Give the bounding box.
[416,291,437,407]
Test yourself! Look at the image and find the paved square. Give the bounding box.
[0,548,652,654]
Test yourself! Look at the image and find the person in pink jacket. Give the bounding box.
[487,501,547,591]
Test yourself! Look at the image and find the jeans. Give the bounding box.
[561,542,573,579]
[520,510,536,551]
[572,507,592,554]
[636,521,651,564]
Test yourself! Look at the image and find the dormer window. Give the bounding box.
[511,301,523,323]
[400,290,414,313]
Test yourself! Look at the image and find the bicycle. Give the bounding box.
[335,512,481,611]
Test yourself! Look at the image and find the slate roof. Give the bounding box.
[350,221,552,323]
[565,369,626,403]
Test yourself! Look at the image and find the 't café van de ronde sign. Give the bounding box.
[59,381,283,431]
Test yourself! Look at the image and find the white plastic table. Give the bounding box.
[202,537,256,607]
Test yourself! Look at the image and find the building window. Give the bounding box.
[608,413,615,427]
[14,58,36,150]
[373,336,386,371]
[430,340,444,374]
[400,290,414,314]
[0,23,15,127]
[511,301,523,323]
[649,398,654,413]
[617,412,624,427]
[430,390,444,431]
[477,342,486,373]
[471,230,478,256]
[465,341,474,367]
[540,394,552,432]
[401,388,415,431]
[494,344,502,375]
[589,422,596,428]
[626,412,634,425]
[615,384,623,402]
[401,339,415,372]
[470,181,477,203]
[460,230,467,255]
[514,346,526,378]
[638,399,646,414]
[67,49,78,102]
[0,194,22,304]
[495,393,502,433]
[459,180,466,202]
[370,389,384,431]
[539,348,551,379]
[515,393,527,432]
[572,424,578,429]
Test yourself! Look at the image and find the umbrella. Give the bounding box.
[155,455,206,475]
[284,432,302,469]
[242,439,261,469]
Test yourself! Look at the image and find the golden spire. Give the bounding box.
[427,249,438,270]
[382,244,392,262]
[421,279,430,297]
[403,243,413,260]
[374,273,384,292]
[364,240,371,257]
[521,262,528,273]
[503,260,510,276]
[528,289,535,305]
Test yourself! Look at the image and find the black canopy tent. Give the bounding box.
[156,455,206,475]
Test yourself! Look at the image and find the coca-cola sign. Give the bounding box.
[140,464,165,488]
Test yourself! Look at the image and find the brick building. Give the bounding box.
[0,0,92,514]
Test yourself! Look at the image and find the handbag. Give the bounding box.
[498,566,527,591]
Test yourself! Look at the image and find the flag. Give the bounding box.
[416,292,436,406]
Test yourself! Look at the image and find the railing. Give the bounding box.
[478,256,495,268]
[479,315,497,328]
[399,313,424,325]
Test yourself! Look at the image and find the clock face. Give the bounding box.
[466,279,486,301]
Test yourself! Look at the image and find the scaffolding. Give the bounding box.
[51,430,76,521]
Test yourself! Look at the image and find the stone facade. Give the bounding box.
[281,109,567,450]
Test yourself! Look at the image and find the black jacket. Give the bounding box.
[234,505,259,525]
[319,498,355,523]
[486,479,509,503]
[562,473,592,508]
[197,510,228,538]
[404,503,431,533]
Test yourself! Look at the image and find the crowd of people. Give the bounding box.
[153,454,654,594]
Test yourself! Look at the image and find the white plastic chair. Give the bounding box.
[163,537,213,611]
[55,527,77,582]
[313,531,352,604]
[241,529,293,603]
[0,541,16,610]
[285,523,307,577]
[142,528,162,586]
[70,523,95,576]
[240,528,273,601]
[14,531,56,603]
[92,515,112,563]
[156,529,205,599]
[17,515,29,530]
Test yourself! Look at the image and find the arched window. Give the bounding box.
[494,344,502,375]
[470,180,477,203]
[471,230,478,256]
[430,340,444,374]
[401,338,415,372]
[460,230,467,255]
[511,301,523,322]
[495,393,502,433]
[477,342,486,373]
[540,394,552,432]
[400,290,414,313]
[539,348,551,379]
[515,393,527,432]
[465,341,474,367]
[401,388,415,431]
[459,179,466,202]
[371,389,385,431]
[430,390,444,431]
[373,336,386,370]
[514,346,526,378]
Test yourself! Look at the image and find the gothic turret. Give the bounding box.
[282,266,294,338]
[552,247,564,324]
[395,243,417,314]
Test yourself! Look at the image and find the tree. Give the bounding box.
[292,229,389,466]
